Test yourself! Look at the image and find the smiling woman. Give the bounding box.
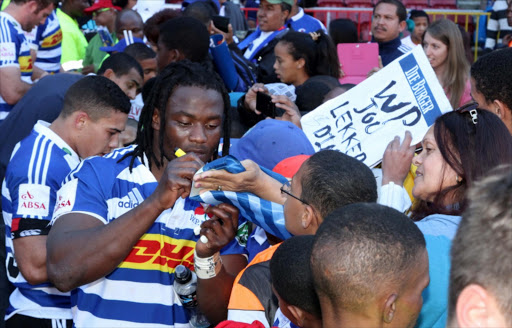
[423,19,471,109]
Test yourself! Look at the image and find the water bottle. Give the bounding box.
[174,265,210,328]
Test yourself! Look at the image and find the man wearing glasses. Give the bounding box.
[82,0,121,74]
[226,150,378,327]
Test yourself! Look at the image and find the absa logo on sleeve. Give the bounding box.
[17,183,50,217]
[53,178,78,218]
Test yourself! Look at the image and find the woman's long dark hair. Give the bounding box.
[120,60,231,171]
[411,109,512,220]
[278,29,340,80]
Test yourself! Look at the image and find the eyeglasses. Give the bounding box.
[280,181,309,205]
[92,8,112,17]
[456,101,478,125]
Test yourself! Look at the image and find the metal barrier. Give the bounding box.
[242,7,490,60]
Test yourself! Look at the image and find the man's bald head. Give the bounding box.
[115,9,144,40]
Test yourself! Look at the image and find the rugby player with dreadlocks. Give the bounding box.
[45,61,248,327]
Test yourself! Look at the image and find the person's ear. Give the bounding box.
[399,20,407,33]
[455,284,503,328]
[152,108,161,131]
[302,204,321,232]
[383,293,398,324]
[492,99,508,119]
[287,305,306,328]
[74,111,90,131]
[102,68,115,79]
[297,58,305,70]
[169,49,184,62]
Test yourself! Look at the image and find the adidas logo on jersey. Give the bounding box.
[118,188,144,209]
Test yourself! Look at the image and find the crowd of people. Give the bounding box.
[0,0,511,327]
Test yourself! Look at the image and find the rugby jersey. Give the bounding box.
[0,12,33,121]
[2,120,77,321]
[287,8,326,34]
[33,10,62,74]
[52,146,249,328]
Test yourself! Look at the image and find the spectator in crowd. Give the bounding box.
[218,0,248,36]
[82,0,122,74]
[156,16,210,70]
[114,8,144,41]
[123,43,156,123]
[113,0,137,10]
[504,0,512,47]
[270,235,320,328]
[470,47,512,134]
[0,52,144,187]
[2,75,130,327]
[234,0,291,83]
[328,18,358,44]
[423,19,471,109]
[143,8,181,52]
[273,30,339,87]
[56,0,90,68]
[448,167,512,328]
[287,0,325,33]
[382,107,512,327]
[371,0,410,67]
[46,61,248,327]
[222,150,377,327]
[401,9,429,48]
[311,203,429,328]
[0,0,55,121]
[484,0,512,50]
[96,52,143,100]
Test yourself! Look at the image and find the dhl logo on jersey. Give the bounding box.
[41,29,62,48]
[119,234,196,273]
[19,55,33,73]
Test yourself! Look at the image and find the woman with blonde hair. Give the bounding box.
[423,19,472,109]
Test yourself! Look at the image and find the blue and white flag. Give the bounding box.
[190,156,293,240]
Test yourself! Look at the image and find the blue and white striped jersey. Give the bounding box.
[0,12,33,121]
[32,10,62,74]
[2,120,77,321]
[52,146,249,327]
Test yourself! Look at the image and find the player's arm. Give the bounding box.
[13,234,48,285]
[47,154,203,292]
[196,204,248,325]
[0,66,32,104]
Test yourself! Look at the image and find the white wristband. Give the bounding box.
[194,250,222,279]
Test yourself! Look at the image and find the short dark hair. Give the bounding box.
[449,166,512,325]
[122,60,230,170]
[183,0,216,25]
[409,9,430,23]
[411,109,512,220]
[270,235,320,318]
[470,48,512,113]
[97,52,144,79]
[143,8,181,45]
[300,150,377,219]
[60,76,131,120]
[374,0,407,22]
[311,203,426,310]
[278,30,340,79]
[158,17,210,63]
[124,43,157,61]
[328,18,358,44]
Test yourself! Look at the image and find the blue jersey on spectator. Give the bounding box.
[376,35,411,66]
[51,145,249,327]
[287,8,326,33]
[2,121,75,321]
[0,12,33,121]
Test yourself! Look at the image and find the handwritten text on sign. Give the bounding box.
[301,46,452,167]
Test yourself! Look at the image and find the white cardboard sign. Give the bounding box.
[301,46,453,167]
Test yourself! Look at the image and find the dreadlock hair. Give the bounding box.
[120,60,231,171]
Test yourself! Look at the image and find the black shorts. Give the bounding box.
[6,313,72,328]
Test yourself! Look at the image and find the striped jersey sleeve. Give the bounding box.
[0,12,33,121]
[34,10,62,74]
[2,121,79,320]
[51,146,248,327]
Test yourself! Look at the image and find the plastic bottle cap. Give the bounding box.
[174,264,192,283]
